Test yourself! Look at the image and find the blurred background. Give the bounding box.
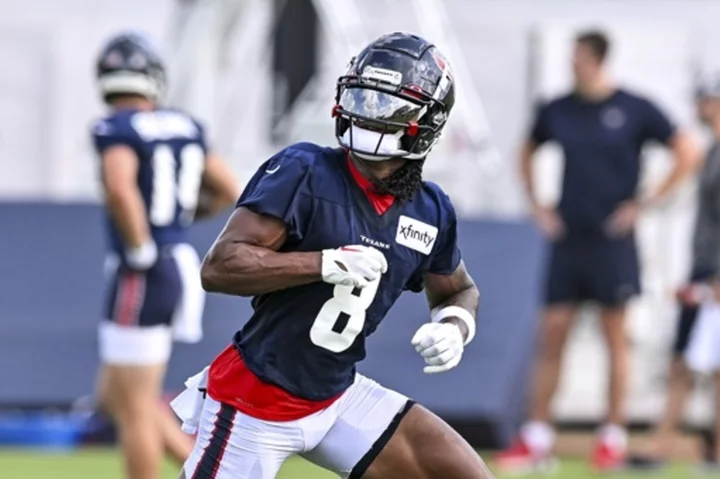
[1,0,718,477]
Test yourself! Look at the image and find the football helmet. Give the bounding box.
[96,32,166,102]
[334,32,455,161]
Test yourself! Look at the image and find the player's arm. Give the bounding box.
[202,151,386,296]
[606,105,701,236]
[520,102,565,239]
[411,262,479,374]
[520,101,552,209]
[519,139,541,209]
[410,192,478,374]
[201,207,322,296]
[641,100,701,206]
[643,129,701,207]
[194,152,241,220]
[201,206,386,296]
[423,262,479,343]
[101,145,157,268]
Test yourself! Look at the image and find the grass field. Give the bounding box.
[0,448,698,479]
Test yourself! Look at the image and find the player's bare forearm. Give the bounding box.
[646,130,701,206]
[519,140,540,208]
[105,186,151,249]
[201,241,321,296]
[200,206,322,296]
[423,261,479,341]
[101,145,151,248]
[194,190,235,220]
[195,152,240,220]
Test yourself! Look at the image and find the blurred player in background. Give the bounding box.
[91,32,239,479]
[627,72,720,472]
[171,32,494,479]
[496,30,699,472]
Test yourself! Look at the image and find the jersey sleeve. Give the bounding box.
[640,99,676,145]
[236,149,311,241]
[91,116,142,155]
[427,192,462,275]
[529,101,553,145]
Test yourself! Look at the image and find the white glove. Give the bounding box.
[125,241,158,271]
[321,245,388,288]
[411,322,465,374]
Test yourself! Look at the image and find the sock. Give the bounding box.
[598,423,628,451]
[521,421,556,455]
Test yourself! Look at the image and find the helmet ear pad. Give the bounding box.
[398,104,447,155]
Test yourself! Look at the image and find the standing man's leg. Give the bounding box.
[647,358,693,454]
[589,236,640,470]
[97,256,185,479]
[98,361,168,479]
[520,303,578,460]
[496,242,580,470]
[162,243,208,465]
[627,304,698,468]
[160,401,195,464]
[529,305,579,424]
[597,305,630,456]
[712,372,720,464]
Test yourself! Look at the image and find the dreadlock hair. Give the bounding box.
[368,159,425,203]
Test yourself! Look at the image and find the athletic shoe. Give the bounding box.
[495,438,557,475]
[591,440,626,472]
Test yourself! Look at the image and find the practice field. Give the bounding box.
[0,448,694,479]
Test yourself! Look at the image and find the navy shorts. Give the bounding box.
[99,243,205,365]
[103,249,183,328]
[672,268,715,356]
[545,236,640,307]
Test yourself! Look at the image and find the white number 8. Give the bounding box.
[310,279,380,353]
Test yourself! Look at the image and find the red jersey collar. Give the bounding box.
[346,154,396,215]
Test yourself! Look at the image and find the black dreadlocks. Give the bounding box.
[367,159,425,203]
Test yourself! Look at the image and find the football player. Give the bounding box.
[172,32,495,479]
[91,32,239,479]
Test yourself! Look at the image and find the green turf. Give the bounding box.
[0,448,696,478]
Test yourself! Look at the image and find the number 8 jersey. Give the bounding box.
[91,108,207,256]
[212,142,461,410]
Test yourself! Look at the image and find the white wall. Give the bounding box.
[1,0,718,209]
[0,0,175,200]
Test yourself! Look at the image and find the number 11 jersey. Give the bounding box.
[91,108,208,257]
[213,142,461,410]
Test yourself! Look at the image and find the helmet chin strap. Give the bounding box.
[340,125,405,161]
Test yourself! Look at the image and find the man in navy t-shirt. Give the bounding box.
[497,30,699,472]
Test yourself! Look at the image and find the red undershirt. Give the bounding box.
[207,155,396,421]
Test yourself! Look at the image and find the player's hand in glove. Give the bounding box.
[411,322,464,374]
[125,240,158,271]
[321,245,388,288]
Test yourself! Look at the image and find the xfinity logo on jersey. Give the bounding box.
[396,215,438,255]
[360,235,390,250]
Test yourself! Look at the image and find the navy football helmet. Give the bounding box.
[334,32,455,160]
[96,32,166,103]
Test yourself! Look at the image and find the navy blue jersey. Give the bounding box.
[91,108,208,255]
[234,143,461,400]
[531,89,675,235]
